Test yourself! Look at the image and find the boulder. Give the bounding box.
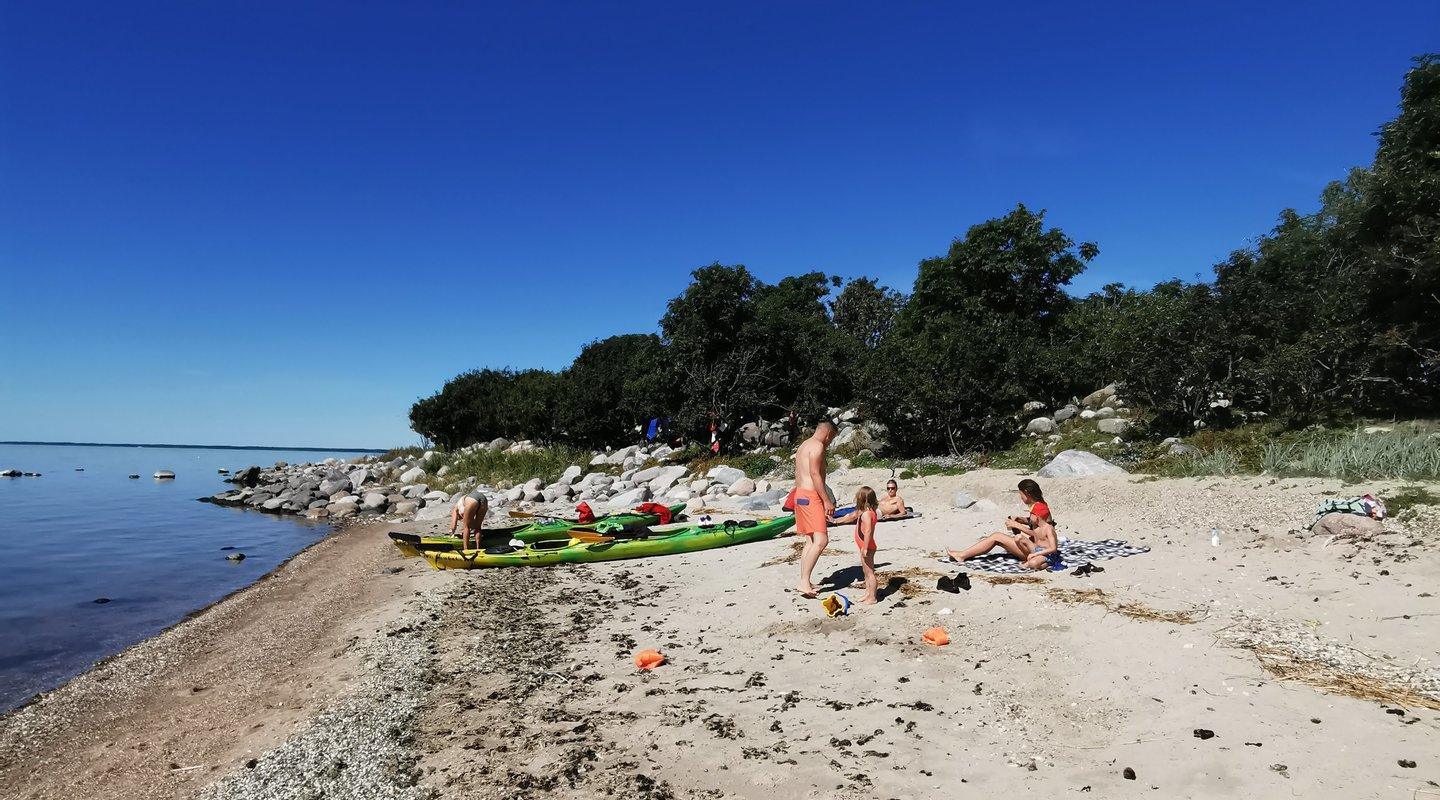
[728,477,756,497]
[423,490,450,502]
[1053,405,1078,423]
[741,489,788,510]
[416,502,451,522]
[436,464,451,478]
[262,497,286,510]
[401,484,428,499]
[589,453,609,466]
[1081,383,1118,408]
[557,465,583,485]
[1022,400,1046,413]
[632,465,663,483]
[523,477,545,492]
[399,466,426,484]
[1168,442,1199,456]
[1094,406,1116,420]
[739,422,763,444]
[756,480,773,494]
[706,465,746,486]
[362,492,389,510]
[1311,512,1385,539]
[1035,450,1128,478]
[506,486,525,502]
[951,491,977,509]
[1025,417,1056,435]
[1079,409,1097,420]
[1096,418,1130,436]
[686,497,705,512]
[763,430,789,447]
[648,466,689,494]
[393,500,420,516]
[348,468,372,488]
[523,489,544,502]
[319,477,351,496]
[608,486,651,507]
[304,507,329,519]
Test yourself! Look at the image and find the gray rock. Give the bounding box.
[361,491,388,510]
[436,464,451,478]
[262,497,286,510]
[319,477,351,496]
[304,507,329,519]
[327,503,357,518]
[741,489,788,510]
[486,437,512,452]
[738,422,763,444]
[347,468,372,488]
[1022,400,1046,413]
[1025,417,1056,435]
[1053,405,1079,423]
[1079,409,1097,420]
[1082,383,1118,408]
[952,491,977,509]
[1096,417,1129,436]
[505,486,525,502]
[1094,406,1116,420]
[393,500,420,515]
[523,477,544,492]
[589,453,609,466]
[1035,449,1128,478]
[763,430,789,447]
[401,484,428,499]
[686,497,705,512]
[415,502,451,522]
[523,489,544,503]
[398,466,426,484]
[1168,442,1200,456]
[727,477,756,497]
[631,465,663,483]
[707,465,746,486]
[423,490,450,502]
[608,486,651,507]
[648,466,689,494]
[557,465,583,485]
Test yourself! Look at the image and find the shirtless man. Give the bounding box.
[878,478,908,518]
[448,488,489,551]
[793,421,837,597]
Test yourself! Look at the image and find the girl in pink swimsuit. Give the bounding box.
[834,487,880,604]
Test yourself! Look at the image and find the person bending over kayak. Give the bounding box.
[946,479,1059,571]
[792,421,837,597]
[878,478,908,518]
[449,488,489,551]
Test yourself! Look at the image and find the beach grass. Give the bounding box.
[433,445,601,490]
[1141,423,1440,482]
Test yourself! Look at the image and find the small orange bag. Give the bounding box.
[634,649,666,670]
[922,627,950,646]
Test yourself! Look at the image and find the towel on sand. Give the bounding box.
[946,537,1150,575]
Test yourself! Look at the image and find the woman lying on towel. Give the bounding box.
[947,479,1059,570]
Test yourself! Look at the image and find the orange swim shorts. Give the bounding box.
[792,488,827,535]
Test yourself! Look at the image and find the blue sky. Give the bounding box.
[2,2,1435,447]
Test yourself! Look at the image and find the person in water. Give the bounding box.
[792,421,837,597]
[832,486,880,604]
[449,488,489,551]
[877,478,908,518]
[946,479,1058,570]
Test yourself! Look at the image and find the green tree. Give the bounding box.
[554,334,673,446]
[831,277,904,350]
[659,263,769,433]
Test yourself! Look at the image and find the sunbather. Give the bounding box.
[946,479,1058,570]
[877,478,908,518]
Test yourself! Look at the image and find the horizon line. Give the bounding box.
[1,440,389,454]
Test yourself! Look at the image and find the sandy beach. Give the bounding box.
[3,468,1436,799]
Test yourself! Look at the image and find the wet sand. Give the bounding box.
[3,469,1437,799]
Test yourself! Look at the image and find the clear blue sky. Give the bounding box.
[2,2,1435,447]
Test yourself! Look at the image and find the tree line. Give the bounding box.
[411,55,1439,454]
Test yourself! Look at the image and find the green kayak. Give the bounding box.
[388,503,687,556]
[423,515,795,569]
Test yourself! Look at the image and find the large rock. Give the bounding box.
[1311,512,1385,538]
[589,453,609,466]
[1025,417,1056,435]
[1022,400,1046,413]
[1053,405,1079,423]
[1035,450,1128,478]
[727,477,756,497]
[1096,418,1130,436]
[361,491,389,510]
[647,466,689,494]
[393,500,420,515]
[557,465,583,486]
[486,437,512,452]
[416,502,451,522]
[763,430,789,447]
[347,468,373,488]
[401,484,428,499]
[1094,406,1116,420]
[319,476,351,496]
[741,488,788,510]
[706,465,746,486]
[608,486,651,507]
[399,466,426,483]
[1082,384,1118,408]
[632,465,663,483]
[738,422,763,444]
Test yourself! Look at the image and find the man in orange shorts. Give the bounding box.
[793,420,837,597]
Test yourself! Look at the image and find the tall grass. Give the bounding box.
[1155,426,1440,482]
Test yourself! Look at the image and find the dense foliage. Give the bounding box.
[410,55,1440,454]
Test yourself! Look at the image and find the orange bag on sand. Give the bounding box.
[922,627,950,646]
[634,649,666,670]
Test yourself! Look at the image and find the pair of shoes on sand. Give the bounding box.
[936,573,971,593]
[1071,563,1104,576]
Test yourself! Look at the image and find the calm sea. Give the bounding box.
[0,442,378,713]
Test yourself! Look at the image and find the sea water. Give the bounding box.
[0,442,378,713]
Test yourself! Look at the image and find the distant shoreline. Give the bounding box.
[0,440,387,453]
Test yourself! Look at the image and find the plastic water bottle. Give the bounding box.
[1210,528,1221,547]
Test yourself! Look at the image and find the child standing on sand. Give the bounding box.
[834,487,881,604]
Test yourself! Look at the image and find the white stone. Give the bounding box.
[707,465,746,486]
[1035,449,1128,478]
[727,477,756,496]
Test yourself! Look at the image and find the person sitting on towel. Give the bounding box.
[946,479,1058,570]
[877,478,908,518]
